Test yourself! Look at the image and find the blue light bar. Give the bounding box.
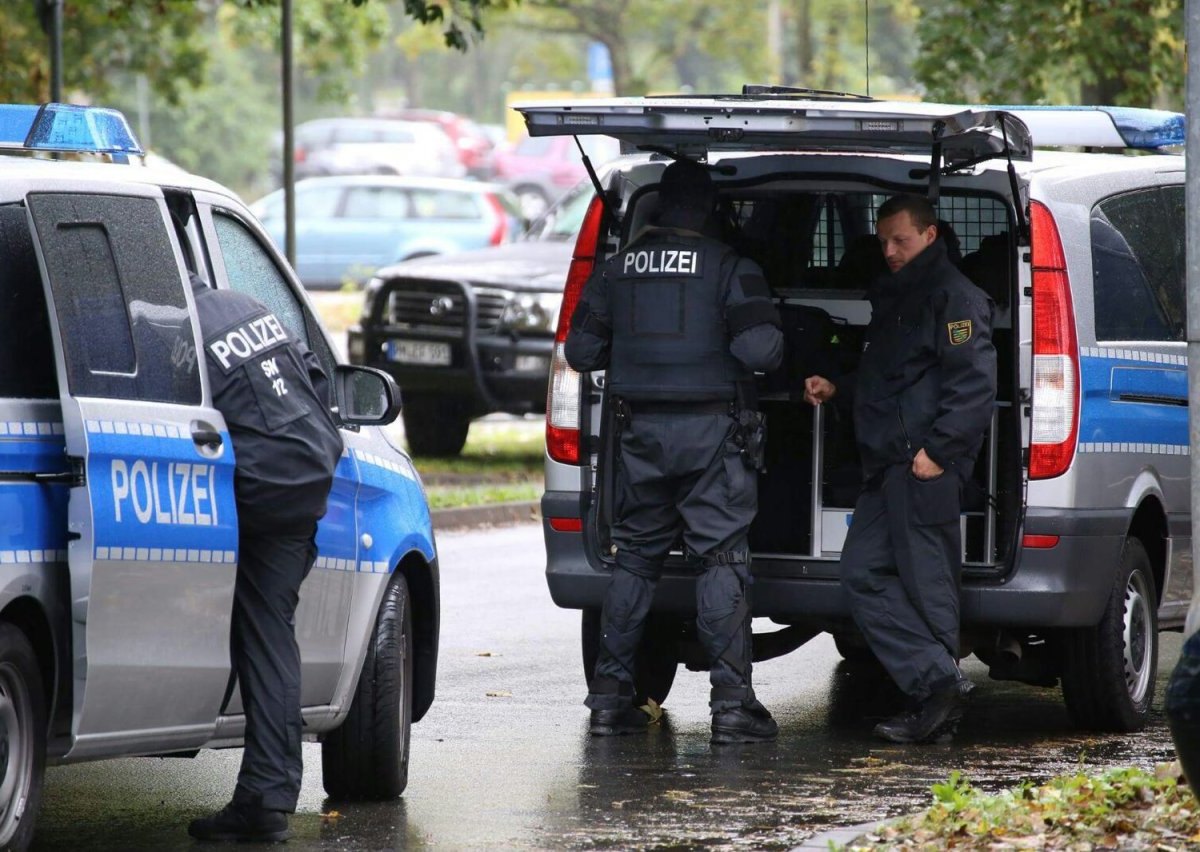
[0,103,143,156]
[987,105,1184,150]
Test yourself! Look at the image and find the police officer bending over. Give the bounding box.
[187,275,343,842]
[565,159,784,743]
[804,194,996,744]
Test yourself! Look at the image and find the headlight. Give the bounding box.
[362,277,385,320]
[499,292,564,334]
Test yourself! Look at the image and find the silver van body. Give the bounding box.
[527,94,1186,734]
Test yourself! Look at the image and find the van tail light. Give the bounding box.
[1029,201,1079,479]
[485,193,508,246]
[294,146,307,164]
[546,194,606,465]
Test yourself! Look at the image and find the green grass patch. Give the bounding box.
[843,765,1200,850]
[412,421,544,483]
[405,419,544,509]
[424,481,542,510]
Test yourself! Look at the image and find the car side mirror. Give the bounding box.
[333,365,402,425]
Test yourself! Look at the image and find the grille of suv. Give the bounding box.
[388,279,510,333]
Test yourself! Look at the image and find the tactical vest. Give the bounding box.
[605,232,747,402]
[192,283,343,533]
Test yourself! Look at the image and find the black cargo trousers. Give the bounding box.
[230,521,319,814]
[839,461,965,701]
[587,407,761,713]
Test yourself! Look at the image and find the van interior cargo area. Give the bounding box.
[595,184,1021,576]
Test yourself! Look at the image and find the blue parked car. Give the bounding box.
[252,175,522,289]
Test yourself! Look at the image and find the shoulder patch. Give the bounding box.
[947,319,972,345]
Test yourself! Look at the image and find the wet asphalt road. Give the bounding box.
[31,521,1184,850]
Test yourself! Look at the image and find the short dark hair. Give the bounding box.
[877,194,937,231]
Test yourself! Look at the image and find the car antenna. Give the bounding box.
[572,136,618,226]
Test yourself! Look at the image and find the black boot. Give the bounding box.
[872,678,972,744]
[187,801,290,842]
[711,700,779,744]
[589,704,653,736]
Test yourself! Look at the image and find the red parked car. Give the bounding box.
[492,132,620,221]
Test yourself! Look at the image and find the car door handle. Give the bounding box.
[192,429,223,448]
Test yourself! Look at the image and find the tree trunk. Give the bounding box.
[792,0,813,88]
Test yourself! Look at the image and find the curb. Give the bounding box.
[430,500,541,531]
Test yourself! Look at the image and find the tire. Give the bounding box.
[322,574,413,799]
[832,630,882,667]
[0,623,45,852]
[514,186,550,222]
[402,395,471,458]
[581,609,681,706]
[1060,537,1158,732]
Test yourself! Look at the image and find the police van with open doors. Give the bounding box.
[525,89,1188,735]
[0,104,439,850]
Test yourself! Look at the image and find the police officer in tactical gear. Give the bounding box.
[565,158,784,744]
[804,194,996,744]
[187,275,343,842]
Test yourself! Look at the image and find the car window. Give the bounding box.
[514,135,553,157]
[1091,187,1185,342]
[295,186,344,219]
[379,125,417,144]
[28,194,201,404]
[529,183,594,241]
[410,189,480,220]
[343,186,411,219]
[211,211,309,342]
[333,124,380,144]
[0,205,59,398]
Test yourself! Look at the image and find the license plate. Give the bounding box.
[387,339,451,366]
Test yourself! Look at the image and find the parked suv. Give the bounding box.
[0,104,439,850]
[524,90,1187,734]
[348,180,594,456]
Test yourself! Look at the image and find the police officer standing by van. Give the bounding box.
[187,275,343,842]
[804,194,996,744]
[565,159,784,744]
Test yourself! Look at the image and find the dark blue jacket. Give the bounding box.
[853,238,996,479]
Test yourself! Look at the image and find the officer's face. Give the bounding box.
[876,211,937,273]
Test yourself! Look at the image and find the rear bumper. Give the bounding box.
[543,492,1129,630]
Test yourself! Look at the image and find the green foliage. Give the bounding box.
[0,1,209,104]
[913,0,1184,107]
[844,765,1200,850]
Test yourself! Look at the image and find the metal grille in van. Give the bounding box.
[388,280,510,333]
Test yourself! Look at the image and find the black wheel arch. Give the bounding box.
[1127,496,1168,608]
[1,598,59,739]
[395,551,440,723]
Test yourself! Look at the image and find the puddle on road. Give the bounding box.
[538,655,1183,850]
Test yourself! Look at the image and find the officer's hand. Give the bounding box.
[911,448,944,480]
[803,375,836,406]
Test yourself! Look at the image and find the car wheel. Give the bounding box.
[581,609,681,707]
[0,623,45,852]
[322,573,413,800]
[832,630,882,667]
[1059,537,1158,732]
[514,186,550,222]
[402,395,471,458]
